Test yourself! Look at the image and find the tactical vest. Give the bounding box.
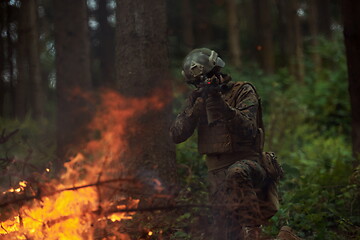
[197,82,262,155]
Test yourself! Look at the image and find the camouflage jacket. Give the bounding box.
[170,81,261,168]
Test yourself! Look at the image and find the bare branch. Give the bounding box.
[0,129,19,144]
[0,177,138,208]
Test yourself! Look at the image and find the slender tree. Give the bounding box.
[95,0,115,88]
[54,0,92,168]
[308,0,322,74]
[254,0,275,74]
[26,0,44,119]
[115,0,177,188]
[341,0,360,167]
[317,0,331,37]
[194,0,213,46]
[6,3,16,118]
[181,0,195,50]
[16,0,29,119]
[0,1,5,116]
[276,0,288,68]
[283,0,305,82]
[14,0,44,119]
[226,0,242,69]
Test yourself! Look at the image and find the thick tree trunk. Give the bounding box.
[226,0,241,69]
[26,0,44,119]
[341,0,360,167]
[254,0,275,74]
[116,0,177,188]
[308,0,322,74]
[181,0,195,50]
[96,0,115,88]
[54,0,92,168]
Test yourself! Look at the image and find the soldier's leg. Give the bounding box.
[208,168,228,240]
[225,160,266,240]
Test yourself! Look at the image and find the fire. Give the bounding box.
[2,181,28,195]
[0,89,167,239]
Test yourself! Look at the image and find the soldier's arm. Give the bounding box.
[228,84,259,137]
[169,92,203,144]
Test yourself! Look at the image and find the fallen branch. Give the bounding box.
[0,129,19,144]
[0,177,138,208]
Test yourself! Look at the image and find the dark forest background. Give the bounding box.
[0,0,359,239]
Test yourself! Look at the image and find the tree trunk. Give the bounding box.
[95,0,115,88]
[194,0,213,46]
[242,0,257,63]
[181,0,195,50]
[7,3,16,118]
[26,0,44,119]
[115,0,177,188]
[254,0,275,74]
[284,0,304,82]
[54,0,92,169]
[16,0,29,120]
[276,0,288,68]
[15,0,44,120]
[317,0,331,37]
[308,0,322,74]
[226,0,241,69]
[0,2,5,117]
[341,0,360,167]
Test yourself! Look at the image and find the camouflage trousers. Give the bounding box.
[208,159,266,240]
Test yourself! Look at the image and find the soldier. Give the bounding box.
[170,48,280,240]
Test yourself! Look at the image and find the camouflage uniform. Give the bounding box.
[170,80,268,240]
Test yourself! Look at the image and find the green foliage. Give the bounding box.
[168,34,359,239]
[268,133,360,239]
[168,135,212,240]
[0,116,56,189]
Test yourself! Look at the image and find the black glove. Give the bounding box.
[188,89,202,105]
[184,90,204,118]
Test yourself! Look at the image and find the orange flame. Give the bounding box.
[0,88,167,239]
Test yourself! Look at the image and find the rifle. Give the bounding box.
[195,74,223,126]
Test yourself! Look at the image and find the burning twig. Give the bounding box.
[0,225,7,234]
[0,177,138,208]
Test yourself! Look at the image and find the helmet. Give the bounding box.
[182,48,225,84]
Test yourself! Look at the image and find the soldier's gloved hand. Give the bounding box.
[206,94,235,124]
[184,90,204,118]
[188,89,202,106]
[191,97,205,117]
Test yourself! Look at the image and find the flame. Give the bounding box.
[2,181,28,195]
[0,88,167,239]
